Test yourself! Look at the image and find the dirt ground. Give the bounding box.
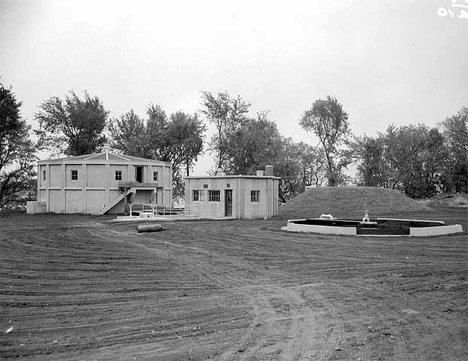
[1,208,467,360]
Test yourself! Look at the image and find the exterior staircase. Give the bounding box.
[100,187,136,215]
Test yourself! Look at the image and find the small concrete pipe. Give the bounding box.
[137,224,163,233]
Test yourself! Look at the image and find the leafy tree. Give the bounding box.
[423,128,448,194]
[146,104,172,160]
[164,111,205,197]
[228,111,283,175]
[35,91,109,156]
[349,134,388,187]
[0,84,36,208]
[350,124,449,198]
[299,95,351,186]
[108,109,149,157]
[274,138,301,202]
[108,105,205,197]
[166,111,205,177]
[439,107,468,193]
[275,139,327,202]
[200,91,250,174]
[295,141,328,188]
[384,124,432,197]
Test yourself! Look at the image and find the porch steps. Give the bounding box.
[100,187,136,215]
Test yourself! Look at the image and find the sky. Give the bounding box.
[1,0,467,175]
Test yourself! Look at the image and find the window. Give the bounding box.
[115,170,122,181]
[251,190,260,202]
[208,190,220,202]
[193,190,204,202]
[71,170,78,181]
[153,171,158,181]
[42,170,46,181]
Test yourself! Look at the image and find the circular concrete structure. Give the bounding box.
[282,218,463,237]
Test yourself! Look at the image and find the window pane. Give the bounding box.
[209,190,220,202]
[71,170,78,180]
[153,171,158,181]
[251,190,260,202]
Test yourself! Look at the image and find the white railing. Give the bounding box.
[181,208,226,218]
[128,203,172,216]
[127,204,224,219]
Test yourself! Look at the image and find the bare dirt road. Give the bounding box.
[1,208,467,360]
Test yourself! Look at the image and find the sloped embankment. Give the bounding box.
[279,187,432,220]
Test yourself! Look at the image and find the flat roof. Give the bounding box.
[185,175,280,180]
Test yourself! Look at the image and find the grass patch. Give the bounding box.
[278,186,432,220]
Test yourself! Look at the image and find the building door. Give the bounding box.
[136,166,144,183]
[225,190,233,217]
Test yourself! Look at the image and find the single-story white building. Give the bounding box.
[28,152,172,215]
[184,165,280,219]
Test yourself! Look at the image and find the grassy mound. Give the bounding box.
[278,186,432,220]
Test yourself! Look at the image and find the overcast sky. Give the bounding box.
[1,0,467,175]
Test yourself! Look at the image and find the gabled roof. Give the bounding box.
[38,151,170,165]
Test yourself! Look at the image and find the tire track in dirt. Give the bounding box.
[107,223,465,361]
[266,228,463,361]
[307,294,344,361]
[337,280,424,361]
[372,282,461,361]
[92,229,280,360]
[161,224,351,360]
[283,288,314,361]
[3,225,245,359]
[93,227,322,361]
[348,279,463,361]
[356,327,371,361]
[153,243,321,361]
[3,216,466,360]
[297,280,414,361]
[161,226,350,361]
[393,328,406,361]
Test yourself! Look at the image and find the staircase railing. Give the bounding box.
[100,187,136,215]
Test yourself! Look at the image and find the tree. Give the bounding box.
[200,91,250,174]
[350,124,449,198]
[146,104,172,160]
[348,134,388,187]
[35,91,109,156]
[108,105,205,197]
[439,107,468,193]
[163,111,205,197]
[0,84,36,208]
[299,95,351,186]
[108,109,149,157]
[228,111,283,175]
[295,141,328,188]
[166,111,205,177]
[274,139,327,203]
[384,124,434,197]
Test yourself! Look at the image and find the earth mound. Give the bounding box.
[278,186,432,220]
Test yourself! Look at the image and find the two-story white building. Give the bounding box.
[28,152,172,215]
